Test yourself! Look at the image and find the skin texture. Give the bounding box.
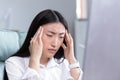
[29,22,80,80]
[41,22,65,64]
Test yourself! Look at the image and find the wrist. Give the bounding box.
[29,57,40,66]
[69,61,80,69]
[29,58,40,74]
[68,56,77,64]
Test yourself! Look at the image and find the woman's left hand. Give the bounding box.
[62,30,77,64]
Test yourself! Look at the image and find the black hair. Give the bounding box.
[4,9,69,80]
[13,9,68,59]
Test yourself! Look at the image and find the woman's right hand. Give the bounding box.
[29,27,43,70]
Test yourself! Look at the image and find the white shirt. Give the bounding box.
[5,56,83,80]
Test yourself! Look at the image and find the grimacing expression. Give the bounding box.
[41,22,65,58]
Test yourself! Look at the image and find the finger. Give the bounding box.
[65,30,70,45]
[32,26,42,41]
[39,27,43,38]
[69,33,73,42]
[34,27,42,40]
[38,27,43,44]
[62,43,66,50]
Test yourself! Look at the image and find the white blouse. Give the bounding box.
[5,56,83,80]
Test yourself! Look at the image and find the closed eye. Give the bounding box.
[59,36,64,39]
[47,34,53,37]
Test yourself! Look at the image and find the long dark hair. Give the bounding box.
[4,9,69,80]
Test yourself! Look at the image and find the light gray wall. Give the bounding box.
[0,0,76,35]
[74,20,88,69]
[83,0,120,80]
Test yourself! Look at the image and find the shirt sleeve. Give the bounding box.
[62,59,83,80]
[5,57,42,80]
[21,67,40,80]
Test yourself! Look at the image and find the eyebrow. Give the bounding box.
[48,31,65,35]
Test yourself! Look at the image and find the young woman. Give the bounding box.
[4,9,83,80]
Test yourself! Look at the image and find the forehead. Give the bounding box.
[42,22,66,33]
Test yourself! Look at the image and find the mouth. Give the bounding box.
[48,49,57,53]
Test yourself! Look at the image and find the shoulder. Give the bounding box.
[5,56,29,67]
[6,56,28,62]
[5,56,30,76]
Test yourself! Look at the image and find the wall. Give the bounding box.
[0,0,88,67]
[74,20,88,69]
[83,0,120,80]
[0,0,76,35]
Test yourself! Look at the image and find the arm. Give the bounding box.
[29,27,43,74]
[5,57,40,80]
[62,30,83,80]
[68,57,83,80]
[5,27,43,80]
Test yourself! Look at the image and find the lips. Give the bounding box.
[48,49,57,53]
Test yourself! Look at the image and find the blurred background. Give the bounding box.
[0,0,120,80]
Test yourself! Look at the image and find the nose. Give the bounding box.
[51,37,59,48]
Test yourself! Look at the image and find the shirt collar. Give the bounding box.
[40,58,59,68]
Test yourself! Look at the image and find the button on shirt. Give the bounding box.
[5,56,83,80]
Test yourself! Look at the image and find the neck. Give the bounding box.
[40,56,50,66]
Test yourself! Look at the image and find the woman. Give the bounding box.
[4,9,83,80]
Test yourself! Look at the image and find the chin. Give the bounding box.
[48,54,55,59]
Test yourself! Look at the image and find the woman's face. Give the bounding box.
[41,22,66,58]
